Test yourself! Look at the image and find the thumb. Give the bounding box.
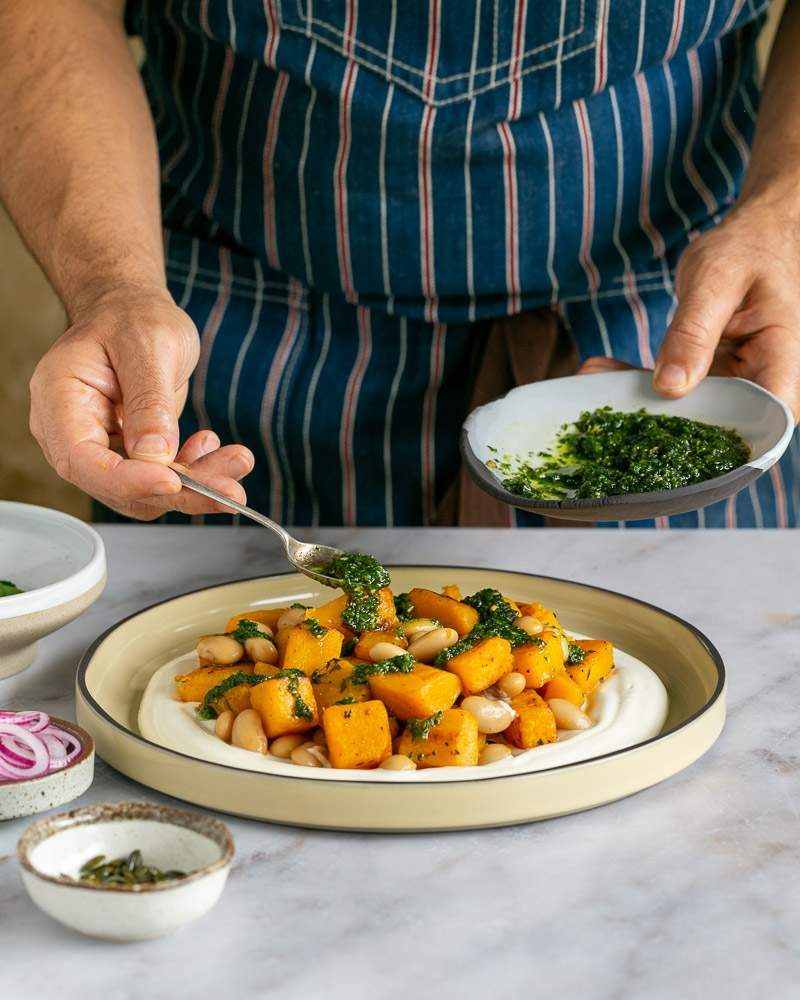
[654,259,750,396]
[116,342,183,463]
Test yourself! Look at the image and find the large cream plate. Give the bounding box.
[76,567,725,831]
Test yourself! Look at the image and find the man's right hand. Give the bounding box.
[29,289,254,519]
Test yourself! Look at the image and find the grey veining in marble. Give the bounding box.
[1,526,799,1000]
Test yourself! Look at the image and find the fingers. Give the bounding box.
[577,356,638,375]
[736,328,800,423]
[115,354,182,464]
[187,443,254,480]
[175,430,221,466]
[654,252,752,397]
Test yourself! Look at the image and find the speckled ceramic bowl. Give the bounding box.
[0,502,106,677]
[18,802,234,941]
[0,718,94,821]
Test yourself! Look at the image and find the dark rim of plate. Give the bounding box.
[76,565,726,789]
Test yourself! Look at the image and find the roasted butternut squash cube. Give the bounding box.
[216,682,254,716]
[305,595,350,634]
[368,664,461,720]
[279,623,343,675]
[541,673,584,707]
[442,583,463,601]
[374,587,399,629]
[323,700,393,769]
[408,588,479,637]
[312,658,371,711]
[445,636,513,695]
[513,630,565,688]
[224,608,287,634]
[354,628,407,660]
[175,663,253,703]
[566,639,614,695]
[516,601,561,629]
[505,690,557,749]
[250,673,318,738]
[396,708,480,768]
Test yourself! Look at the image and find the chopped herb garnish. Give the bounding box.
[197,671,271,720]
[341,637,357,656]
[335,696,358,706]
[342,593,379,633]
[435,589,542,667]
[351,653,415,686]
[227,618,265,642]
[304,617,327,639]
[566,642,586,665]
[321,552,391,633]
[270,668,314,720]
[406,711,444,741]
[394,592,414,622]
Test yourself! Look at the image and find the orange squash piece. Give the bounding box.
[374,587,399,629]
[513,630,565,688]
[279,623,343,675]
[367,663,461,720]
[224,608,287,634]
[566,639,614,695]
[445,636,513,695]
[516,601,561,629]
[175,663,254,703]
[311,658,371,711]
[354,628,407,660]
[407,588,479,637]
[396,708,480,768]
[505,690,557,749]
[541,673,584,707]
[305,595,350,634]
[441,583,463,601]
[323,700,393,769]
[250,674,318,738]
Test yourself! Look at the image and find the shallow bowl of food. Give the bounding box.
[18,801,234,941]
[0,716,94,821]
[461,370,794,522]
[76,566,725,831]
[0,502,106,677]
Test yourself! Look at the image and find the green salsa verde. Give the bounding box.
[324,552,391,633]
[488,406,750,501]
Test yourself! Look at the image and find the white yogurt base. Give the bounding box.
[138,644,668,783]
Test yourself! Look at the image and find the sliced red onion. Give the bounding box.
[0,713,83,783]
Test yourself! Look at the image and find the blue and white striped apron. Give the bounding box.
[122,0,799,528]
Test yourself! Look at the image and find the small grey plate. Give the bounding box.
[461,371,794,522]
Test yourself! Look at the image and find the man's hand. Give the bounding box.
[29,289,254,519]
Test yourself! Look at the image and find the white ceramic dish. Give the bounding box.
[461,371,794,522]
[18,802,234,941]
[0,502,106,677]
[0,718,94,821]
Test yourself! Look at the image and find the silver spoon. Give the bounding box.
[171,468,344,588]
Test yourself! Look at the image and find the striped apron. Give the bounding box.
[120,0,799,528]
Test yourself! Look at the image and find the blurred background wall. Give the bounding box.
[0,5,785,521]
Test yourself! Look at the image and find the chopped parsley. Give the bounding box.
[342,593,379,633]
[196,671,271,720]
[489,406,750,500]
[304,617,327,639]
[335,696,358,706]
[350,653,414,686]
[394,593,414,622]
[406,711,444,741]
[270,668,314,721]
[341,637,357,656]
[321,552,392,634]
[566,642,586,665]
[227,619,265,642]
[435,589,542,667]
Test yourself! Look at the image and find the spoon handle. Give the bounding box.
[171,468,292,550]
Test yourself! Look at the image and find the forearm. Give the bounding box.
[0,0,165,318]
[739,1,800,207]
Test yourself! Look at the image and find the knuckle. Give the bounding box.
[670,315,713,353]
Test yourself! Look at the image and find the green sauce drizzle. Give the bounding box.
[435,589,542,667]
[406,711,444,741]
[488,406,750,500]
[566,642,586,665]
[394,593,414,622]
[227,619,265,642]
[323,552,391,633]
[304,617,327,639]
[196,668,312,722]
[350,653,415,686]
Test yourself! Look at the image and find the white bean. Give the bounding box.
[369,641,409,662]
[277,607,307,629]
[496,672,526,698]
[231,709,268,753]
[547,698,592,731]
[197,634,244,665]
[515,616,544,637]
[379,754,417,771]
[406,627,459,662]
[400,619,440,642]
[291,745,323,767]
[214,710,234,743]
[270,733,307,758]
[244,636,279,664]
[479,743,513,765]
[461,695,516,734]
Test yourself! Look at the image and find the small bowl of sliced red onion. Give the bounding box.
[0,711,94,820]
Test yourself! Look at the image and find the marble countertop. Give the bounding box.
[1,525,798,999]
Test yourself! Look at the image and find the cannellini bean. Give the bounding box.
[560,636,570,661]
[515,616,544,637]
[496,671,526,698]
[406,627,459,662]
[197,634,244,665]
[231,709,268,753]
[277,607,307,629]
[379,754,417,771]
[400,619,440,642]
[307,746,331,767]
[479,743,513,765]
[548,698,592,731]
[269,733,307,758]
[291,745,324,767]
[244,636,279,664]
[214,710,234,743]
[369,641,409,662]
[461,695,515,734]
